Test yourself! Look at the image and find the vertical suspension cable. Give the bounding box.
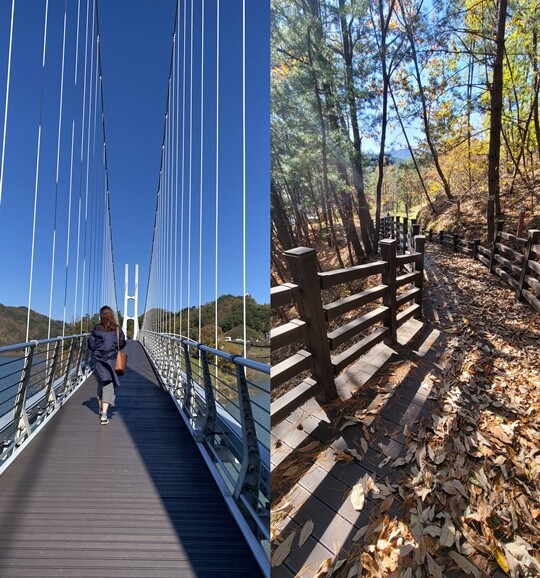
[26,0,50,342]
[179,0,187,338]
[0,0,15,206]
[187,0,193,340]
[47,1,68,339]
[95,0,118,315]
[80,0,96,331]
[170,50,176,335]
[63,0,82,335]
[242,0,247,357]
[215,0,220,360]
[174,12,180,335]
[88,31,100,321]
[74,0,90,327]
[198,0,205,345]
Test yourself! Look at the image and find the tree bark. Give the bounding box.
[271,177,295,250]
[338,0,375,255]
[487,0,507,242]
[398,0,453,201]
[372,0,395,247]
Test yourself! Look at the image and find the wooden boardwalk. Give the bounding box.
[271,315,446,578]
[0,341,265,578]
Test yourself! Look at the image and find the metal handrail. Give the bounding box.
[0,333,91,468]
[139,329,270,576]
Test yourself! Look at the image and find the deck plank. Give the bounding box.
[0,341,265,578]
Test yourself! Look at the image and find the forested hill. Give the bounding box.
[0,304,65,347]
[135,295,270,344]
[271,0,540,276]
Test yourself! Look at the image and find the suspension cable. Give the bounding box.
[179,0,187,338]
[80,0,96,331]
[95,0,118,313]
[63,0,82,335]
[198,0,205,345]
[0,0,15,206]
[242,0,247,357]
[187,0,194,341]
[215,0,220,352]
[74,0,90,327]
[26,0,50,343]
[47,1,68,340]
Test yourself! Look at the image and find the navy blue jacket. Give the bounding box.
[88,325,126,385]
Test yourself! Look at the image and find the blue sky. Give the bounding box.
[0,0,269,325]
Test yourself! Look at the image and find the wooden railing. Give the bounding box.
[424,222,540,314]
[271,235,425,426]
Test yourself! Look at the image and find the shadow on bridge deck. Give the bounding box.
[0,341,264,578]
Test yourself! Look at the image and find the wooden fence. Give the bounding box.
[270,235,425,427]
[423,222,540,314]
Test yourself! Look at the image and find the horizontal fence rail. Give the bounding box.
[271,235,425,427]
[139,330,270,574]
[0,334,91,469]
[423,221,540,314]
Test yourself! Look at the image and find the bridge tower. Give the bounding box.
[122,264,139,340]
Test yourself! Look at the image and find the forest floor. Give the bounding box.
[271,241,540,578]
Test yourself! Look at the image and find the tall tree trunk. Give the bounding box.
[271,177,295,250]
[372,0,395,248]
[398,0,453,201]
[532,30,540,160]
[338,0,375,255]
[389,83,436,214]
[466,44,475,192]
[487,0,507,242]
[304,8,345,268]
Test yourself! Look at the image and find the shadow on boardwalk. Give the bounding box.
[271,243,540,578]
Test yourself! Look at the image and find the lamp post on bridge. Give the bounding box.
[122,264,139,340]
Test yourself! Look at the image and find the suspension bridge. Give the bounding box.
[0,1,269,577]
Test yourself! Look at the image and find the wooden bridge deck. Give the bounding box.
[0,341,265,578]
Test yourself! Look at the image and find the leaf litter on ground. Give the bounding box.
[272,243,540,577]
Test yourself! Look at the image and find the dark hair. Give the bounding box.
[98,305,118,332]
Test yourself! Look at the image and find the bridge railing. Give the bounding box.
[139,330,270,571]
[0,334,91,468]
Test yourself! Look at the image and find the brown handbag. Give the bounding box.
[115,327,127,376]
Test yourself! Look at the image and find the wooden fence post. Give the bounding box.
[439,230,444,245]
[489,221,504,273]
[517,207,526,238]
[402,217,408,253]
[516,229,540,301]
[471,239,480,260]
[283,247,337,403]
[429,229,433,242]
[453,233,459,252]
[380,238,397,344]
[412,223,420,251]
[414,235,425,317]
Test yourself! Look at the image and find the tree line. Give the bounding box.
[271,0,540,280]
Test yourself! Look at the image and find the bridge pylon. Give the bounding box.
[122,264,139,340]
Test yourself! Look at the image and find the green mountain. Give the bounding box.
[143,295,270,344]
[0,304,66,347]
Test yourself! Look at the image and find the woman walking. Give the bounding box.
[88,305,126,425]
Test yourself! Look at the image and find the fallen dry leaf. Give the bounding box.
[271,531,296,567]
[299,519,314,548]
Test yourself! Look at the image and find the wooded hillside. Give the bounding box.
[0,304,66,346]
[271,0,540,275]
